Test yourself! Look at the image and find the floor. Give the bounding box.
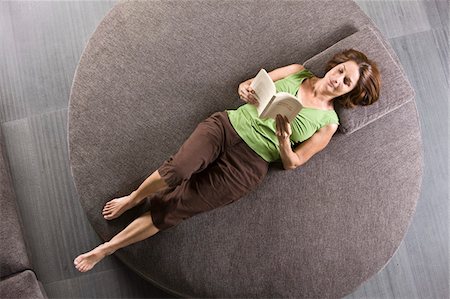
[0,0,448,298]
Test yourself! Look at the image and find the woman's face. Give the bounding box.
[324,60,360,97]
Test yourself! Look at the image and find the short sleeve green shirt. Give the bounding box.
[226,68,340,163]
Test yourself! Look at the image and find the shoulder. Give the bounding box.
[319,123,339,135]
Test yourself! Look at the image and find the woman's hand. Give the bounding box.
[238,82,259,106]
[275,114,292,141]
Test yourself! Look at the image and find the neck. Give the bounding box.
[310,76,335,105]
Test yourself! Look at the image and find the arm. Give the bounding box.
[243,64,305,85]
[280,123,339,170]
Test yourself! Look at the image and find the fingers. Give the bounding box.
[282,116,291,137]
[276,114,282,137]
[240,87,248,98]
[249,88,257,103]
[276,114,291,139]
[246,88,258,104]
[238,84,258,104]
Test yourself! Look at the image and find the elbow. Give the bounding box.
[280,148,304,170]
[283,162,302,170]
[284,156,304,170]
[284,165,297,170]
[284,155,306,170]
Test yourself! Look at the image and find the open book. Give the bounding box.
[249,69,303,123]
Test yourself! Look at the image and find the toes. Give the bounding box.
[75,263,82,272]
[103,206,114,212]
[103,209,118,219]
[74,255,83,265]
[103,201,114,208]
[103,209,113,215]
[80,262,91,272]
[103,205,115,212]
[80,262,88,272]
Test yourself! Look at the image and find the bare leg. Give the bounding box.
[102,169,168,220]
[74,211,159,272]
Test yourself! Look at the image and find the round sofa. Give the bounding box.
[68,0,423,297]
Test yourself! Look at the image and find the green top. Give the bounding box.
[226,68,340,163]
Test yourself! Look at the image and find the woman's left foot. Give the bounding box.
[74,243,112,272]
[102,195,134,220]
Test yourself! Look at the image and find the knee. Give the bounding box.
[158,161,188,188]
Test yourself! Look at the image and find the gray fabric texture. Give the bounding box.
[0,126,32,278]
[0,127,46,298]
[68,0,424,298]
[304,24,415,134]
[0,270,46,299]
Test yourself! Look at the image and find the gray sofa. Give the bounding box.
[0,127,47,298]
[68,0,423,298]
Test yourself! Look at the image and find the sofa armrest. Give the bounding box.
[0,270,47,299]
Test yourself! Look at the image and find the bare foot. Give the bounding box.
[74,243,113,273]
[102,195,135,220]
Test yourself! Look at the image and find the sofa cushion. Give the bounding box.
[0,127,31,278]
[0,270,47,299]
[304,24,415,134]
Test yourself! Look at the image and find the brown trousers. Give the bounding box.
[142,111,269,231]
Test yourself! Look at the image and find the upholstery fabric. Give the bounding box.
[0,127,32,278]
[304,24,415,134]
[68,1,423,297]
[0,270,47,299]
[0,126,47,298]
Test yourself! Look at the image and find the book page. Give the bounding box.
[249,69,276,116]
[261,92,303,123]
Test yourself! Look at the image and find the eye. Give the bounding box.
[339,68,344,73]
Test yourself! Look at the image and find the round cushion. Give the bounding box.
[68,1,423,297]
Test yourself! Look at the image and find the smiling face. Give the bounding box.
[324,60,360,97]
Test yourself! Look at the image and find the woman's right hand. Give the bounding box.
[238,82,259,106]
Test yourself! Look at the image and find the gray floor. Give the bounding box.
[1,0,448,298]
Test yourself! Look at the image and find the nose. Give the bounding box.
[331,78,338,89]
[331,74,344,88]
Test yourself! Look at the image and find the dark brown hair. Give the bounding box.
[325,48,381,109]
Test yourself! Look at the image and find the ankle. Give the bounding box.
[100,242,116,256]
[128,191,142,205]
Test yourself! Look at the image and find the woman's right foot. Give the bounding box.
[102,195,136,220]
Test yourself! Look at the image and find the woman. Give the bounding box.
[74,48,381,272]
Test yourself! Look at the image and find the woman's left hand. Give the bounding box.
[275,114,292,141]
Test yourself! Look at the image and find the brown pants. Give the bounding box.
[142,111,269,231]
